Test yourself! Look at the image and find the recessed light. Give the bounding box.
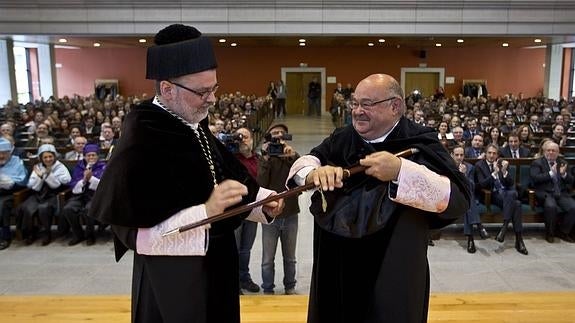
[219,39,226,43]
[368,42,374,47]
[93,43,101,47]
[299,43,306,47]
[435,43,442,47]
[138,39,147,43]
[534,39,542,43]
[502,43,509,47]
[58,38,67,43]
[457,39,464,43]
[231,43,237,47]
[299,39,306,43]
[378,39,385,43]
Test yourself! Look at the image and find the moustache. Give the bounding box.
[354,115,370,122]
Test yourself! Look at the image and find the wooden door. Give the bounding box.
[404,72,439,99]
[286,72,321,115]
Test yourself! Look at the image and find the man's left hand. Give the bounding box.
[262,192,284,217]
[360,151,401,182]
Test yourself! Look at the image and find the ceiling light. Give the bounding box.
[502,43,509,47]
[93,43,101,47]
[138,39,147,43]
[457,39,464,43]
[219,39,226,43]
[231,43,237,47]
[534,39,542,43]
[435,43,442,47]
[299,39,306,43]
[378,39,385,43]
[299,43,306,47]
[368,42,374,47]
[58,38,67,43]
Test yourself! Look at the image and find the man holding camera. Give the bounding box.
[258,124,300,295]
[233,127,261,293]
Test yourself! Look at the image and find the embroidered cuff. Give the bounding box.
[390,158,451,213]
[136,205,209,256]
[245,187,275,224]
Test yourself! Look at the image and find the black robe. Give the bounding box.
[88,100,260,323]
[302,117,469,323]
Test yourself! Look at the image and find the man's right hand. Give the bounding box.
[205,180,248,217]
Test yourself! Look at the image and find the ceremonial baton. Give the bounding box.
[162,147,418,237]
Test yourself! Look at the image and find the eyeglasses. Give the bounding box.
[170,82,219,100]
[348,96,397,110]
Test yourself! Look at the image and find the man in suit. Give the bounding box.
[64,136,87,160]
[529,140,575,243]
[529,115,544,134]
[475,144,528,255]
[452,146,488,253]
[499,132,531,158]
[462,118,478,142]
[464,134,485,159]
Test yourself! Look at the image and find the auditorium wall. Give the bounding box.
[55,44,548,99]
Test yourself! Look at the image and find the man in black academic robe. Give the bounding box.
[288,74,470,323]
[89,24,281,323]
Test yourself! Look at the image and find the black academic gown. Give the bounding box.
[301,117,469,323]
[89,100,260,323]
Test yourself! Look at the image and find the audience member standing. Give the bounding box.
[308,77,321,116]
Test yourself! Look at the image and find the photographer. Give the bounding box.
[233,127,261,293]
[258,124,300,294]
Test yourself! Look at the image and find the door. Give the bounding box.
[404,72,439,99]
[286,72,321,115]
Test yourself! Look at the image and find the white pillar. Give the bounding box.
[0,39,17,105]
[37,43,57,100]
[543,44,563,100]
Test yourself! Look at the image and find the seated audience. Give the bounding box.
[19,144,71,246]
[0,138,28,250]
[530,141,575,243]
[62,144,106,246]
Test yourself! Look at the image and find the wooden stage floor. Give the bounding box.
[1,292,575,322]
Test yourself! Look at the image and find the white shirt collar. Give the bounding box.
[153,96,199,130]
[363,119,401,143]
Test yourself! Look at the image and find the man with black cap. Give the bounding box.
[89,24,283,323]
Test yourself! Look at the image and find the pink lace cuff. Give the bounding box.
[136,205,209,256]
[391,158,451,213]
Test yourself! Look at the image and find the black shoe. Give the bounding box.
[467,238,476,254]
[240,280,260,293]
[495,226,507,243]
[41,236,51,246]
[556,231,575,243]
[515,239,528,255]
[0,239,10,250]
[545,232,555,243]
[25,236,35,245]
[428,239,435,246]
[86,237,95,246]
[479,227,490,240]
[68,237,85,246]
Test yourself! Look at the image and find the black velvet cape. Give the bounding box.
[304,117,470,323]
[88,100,260,323]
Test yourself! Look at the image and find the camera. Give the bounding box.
[219,133,243,153]
[264,133,292,156]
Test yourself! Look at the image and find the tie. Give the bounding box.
[489,163,494,173]
[77,153,81,161]
[550,162,561,197]
[512,151,517,159]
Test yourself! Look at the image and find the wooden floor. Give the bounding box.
[1,292,575,322]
